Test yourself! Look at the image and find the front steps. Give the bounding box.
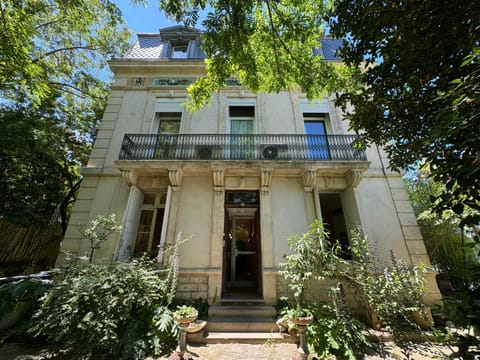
[199,305,298,344]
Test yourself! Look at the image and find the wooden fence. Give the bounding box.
[0,220,62,276]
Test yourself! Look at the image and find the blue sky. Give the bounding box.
[117,0,180,34]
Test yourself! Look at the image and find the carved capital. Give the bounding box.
[303,170,317,192]
[121,170,138,187]
[213,170,224,193]
[260,170,272,195]
[168,169,182,191]
[347,170,363,188]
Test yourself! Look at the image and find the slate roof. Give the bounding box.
[124,30,342,61]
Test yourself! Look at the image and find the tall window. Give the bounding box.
[229,105,255,159]
[134,192,166,258]
[303,113,329,160]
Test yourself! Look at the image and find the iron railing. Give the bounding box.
[119,134,366,161]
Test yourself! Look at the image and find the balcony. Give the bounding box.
[119,134,366,162]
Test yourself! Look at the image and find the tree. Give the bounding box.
[0,0,136,107]
[0,0,145,230]
[0,103,90,230]
[156,0,356,110]
[328,0,480,224]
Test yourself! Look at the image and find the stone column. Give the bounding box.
[260,170,276,305]
[303,170,317,224]
[117,185,143,260]
[165,170,182,253]
[209,170,225,303]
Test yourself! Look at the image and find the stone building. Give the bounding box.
[57,25,441,306]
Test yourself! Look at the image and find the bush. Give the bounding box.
[30,260,177,359]
[0,278,51,343]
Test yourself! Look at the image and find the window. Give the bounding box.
[171,41,189,58]
[319,193,351,259]
[156,112,181,134]
[229,105,255,159]
[134,192,166,258]
[303,113,329,160]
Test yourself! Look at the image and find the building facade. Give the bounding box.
[57,26,441,306]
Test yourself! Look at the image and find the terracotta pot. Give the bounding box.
[411,307,434,330]
[366,304,382,330]
[173,311,198,324]
[185,320,207,333]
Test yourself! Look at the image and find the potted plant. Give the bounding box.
[287,306,314,326]
[347,231,433,330]
[173,305,198,324]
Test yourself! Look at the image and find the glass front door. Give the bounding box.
[222,191,261,298]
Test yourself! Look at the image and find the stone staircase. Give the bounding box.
[198,305,298,344]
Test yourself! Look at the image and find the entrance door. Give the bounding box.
[222,191,261,299]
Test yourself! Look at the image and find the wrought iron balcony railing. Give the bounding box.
[119,134,366,161]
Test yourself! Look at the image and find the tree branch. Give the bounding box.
[49,81,104,100]
[263,0,311,73]
[33,45,97,63]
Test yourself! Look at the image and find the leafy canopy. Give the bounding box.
[0,0,145,227]
[157,0,358,110]
[329,0,480,223]
[0,0,137,106]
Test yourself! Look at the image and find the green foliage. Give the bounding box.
[406,170,480,291]
[308,300,369,360]
[173,305,197,318]
[157,0,357,111]
[0,0,133,107]
[348,231,428,328]
[173,298,209,320]
[441,291,480,332]
[30,260,177,359]
[78,213,122,263]
[0,279,51,342]
[279,220,347,306]
[330,1,480,223]
[0,105,90,227]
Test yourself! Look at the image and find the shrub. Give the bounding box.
[30,260,177,359]
[0,278,51,343]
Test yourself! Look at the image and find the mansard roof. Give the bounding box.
[124,26,342,61]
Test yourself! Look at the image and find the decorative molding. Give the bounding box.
[168,169,182,191]
[260,170,273,195]
[151,78,241,87]
[152,78,194,86]
[322,176,335,189]
[121,170,138,187]
[303,170,316,192]
[347,170,363,188]
[133,77,145,87]
[212,170,224,193]
[225,79,241,86]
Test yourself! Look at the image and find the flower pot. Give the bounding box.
[173,311,198,324]
[185,320,207,333]
[411,307,434,330]
[291,314,314,326]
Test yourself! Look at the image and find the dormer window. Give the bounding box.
[160,25,201,59]
[171,41,189,59]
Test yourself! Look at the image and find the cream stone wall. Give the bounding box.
[270,177,310,265]
[175,176,213,269]
[57,58,441,305]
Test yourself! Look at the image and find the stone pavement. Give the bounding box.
[0,341,461,360]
